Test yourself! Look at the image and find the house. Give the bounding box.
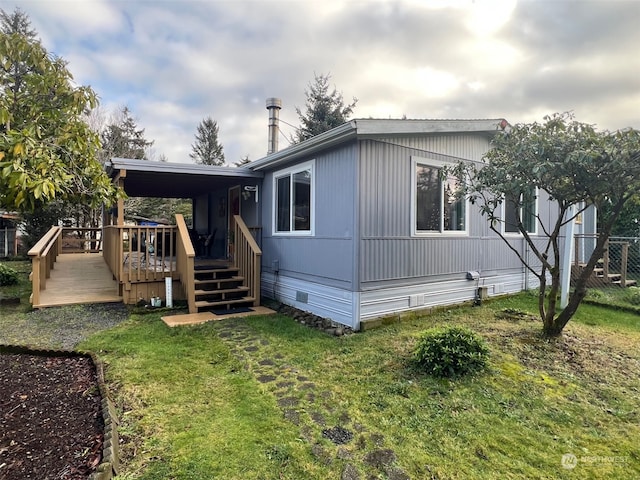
[102,106,570,331]
[0,212,19,257]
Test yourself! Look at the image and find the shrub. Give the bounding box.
[413,326,490,378]
[625,287,640,306]
[0,263,19,286]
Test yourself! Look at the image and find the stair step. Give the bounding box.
[613,280,637,287]
[194,276,244,286]
[195,296,255,309]
[194,286,249,297]
[194,267,239,276]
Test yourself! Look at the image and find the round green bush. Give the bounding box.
[0,263,19,286]
[413,326,490,378]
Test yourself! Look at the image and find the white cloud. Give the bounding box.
[0,0,637,164]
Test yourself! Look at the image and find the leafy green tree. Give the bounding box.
[293,73,357,143]
[451,113,640,337]
[19,201,65,252]
[0,8,118,212]
[598,196,640,237]
[190,116,225,166]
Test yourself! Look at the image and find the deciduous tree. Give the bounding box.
[0,8,118,213]
[451,113,640,336]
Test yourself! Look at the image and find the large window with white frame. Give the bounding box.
[503,187,537,234]
[273,161,314,235]
[412,157,467,234]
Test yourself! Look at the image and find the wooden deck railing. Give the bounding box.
[175,214,196,313]
[233,215,262,306]
[28,226,63,307]
[103,225,178,284]
[61,227,102,253]
[103,225,121,281]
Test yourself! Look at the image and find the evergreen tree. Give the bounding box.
[293,73,357,143]
[100,106,154,161]
[234,155,250,167]
[190,116,225,166]
[0,8,36,37]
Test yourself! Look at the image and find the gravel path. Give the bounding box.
[0,303,130,350]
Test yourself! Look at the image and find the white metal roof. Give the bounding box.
[248,118,508,171]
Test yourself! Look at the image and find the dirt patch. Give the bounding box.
[0,353,103,479]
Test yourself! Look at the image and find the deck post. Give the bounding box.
[621,243,629,287]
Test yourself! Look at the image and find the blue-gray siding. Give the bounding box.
[357,136,556,289]
[259,132,559,328]
[260,143,358,290]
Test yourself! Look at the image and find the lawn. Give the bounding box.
[1,260,638,479]
[78,296,640,479]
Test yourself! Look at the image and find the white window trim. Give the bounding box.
[411,156,469,237]
[502,187,538,236]
[272,160,315,236]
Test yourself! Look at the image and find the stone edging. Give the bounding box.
[0,344,119,480]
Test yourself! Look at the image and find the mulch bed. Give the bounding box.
[0,352,103,480]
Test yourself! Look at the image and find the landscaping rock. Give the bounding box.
[364,449,397,469]
[341,463,361,480]
[311,443,332,465]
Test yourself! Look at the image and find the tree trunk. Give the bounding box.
[543,200,625,337]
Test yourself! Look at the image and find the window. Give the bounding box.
[273,161,314,235]
[504,187,537,234]
[413,158,466,234]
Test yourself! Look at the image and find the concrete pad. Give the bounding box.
[162,306,276,327]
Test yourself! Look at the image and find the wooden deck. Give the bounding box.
[37,253,122,308]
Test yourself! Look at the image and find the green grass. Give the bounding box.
[2,265,638,478]
[499,289,640,331]
[77,296,640,479]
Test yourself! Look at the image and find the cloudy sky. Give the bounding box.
[5,0,639,164]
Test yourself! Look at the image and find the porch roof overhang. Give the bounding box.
[248,118,509,171]
[107,158,263,198]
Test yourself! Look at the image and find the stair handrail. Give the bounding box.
[175,214,196,313]
[233,215,262,306]
[27,225,63,307]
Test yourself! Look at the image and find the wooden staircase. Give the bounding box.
[572,238,637,288]
[572,262,637,288]
[193,265,255,312]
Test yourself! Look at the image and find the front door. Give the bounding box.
[228,186,241,258]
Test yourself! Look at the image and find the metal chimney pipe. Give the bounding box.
[266,97,282,155]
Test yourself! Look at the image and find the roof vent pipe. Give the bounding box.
[266,97,282,155]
